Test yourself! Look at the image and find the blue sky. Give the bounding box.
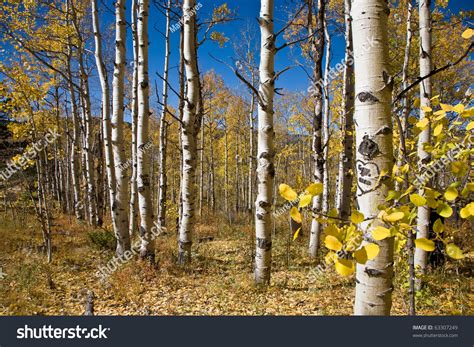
[96,0,473,114]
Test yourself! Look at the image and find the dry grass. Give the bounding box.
[0,212,472,316]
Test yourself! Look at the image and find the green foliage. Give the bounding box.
[87,230,116,251]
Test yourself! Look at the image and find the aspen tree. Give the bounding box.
[352,0,395,315]
[414,0,432,283]
[254,0,275,284]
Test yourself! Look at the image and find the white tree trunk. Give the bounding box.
[335,0,355,220]
[414,0,432,279]
[70,0,97,225]
[322,16,331,215]
[308,0,325,259]
[112,0,131,251]
[129,0,139,237]
[248,84,255,214]
[91,0,129,255]
[394,0,413,193]
[137,0,154,259]
[254,0,275,285]
[352,0,395,315]
[178,0,201,264]
[157,0,171,228]
[66,53,83,221]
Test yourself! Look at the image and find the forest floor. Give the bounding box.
[0,211,472,316]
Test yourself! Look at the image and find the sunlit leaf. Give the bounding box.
[383,211,405,222]
[335,258,355,276]
[305,183,323,196]
[433,123,443,136]
[444,187,458,201]
[324,235,342,251]
[290,207,302,223]
[436,202,453,218]
[351,210,364,224]
[364,243,380,260]
[416,118,429,129]
[461,28,474,39]
[372,226,391,241]
[293,227,301,241]
[279,184,298,201]
[409,193,426,207]
[298,194,312,208]
[415,238,435,252]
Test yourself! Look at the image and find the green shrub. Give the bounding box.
[87,230,116,251]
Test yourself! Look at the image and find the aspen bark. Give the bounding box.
[394,0,413,193]
[308,0,325,259]
[322,16,331,215]
[71,1,97,226]
[157,0,172,228]
[414,0,432,281]
[178,0,201,264]
[335,0,355,220]
[129,0,139,237]
[248,87,255,214]
[137,0,154,259]
[111,0,131,250]
[254,0,275,285]
[352,0,395,315]
[91,0,129,255]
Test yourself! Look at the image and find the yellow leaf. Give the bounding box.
[324,235,343,251]
[293,227,301,241]
[446,243,464,260]
[433,219,444,234]
[298,194,312,208]
[372,226,391,241]
[436,203,453,218]
[409,193,426,207]
[325,224,342,240]
[461,28,474,39]
[364,243,380,260]
[306,183,323,196]
[351,210,365,224]
[279,184,298,201]
[335,258,355,276]
[421,106,432,113]
[383,211,405,222]
[440,103,453,112]
[466,122,474,131]
[444,187,458,201]
[416,118,429,129]
[433,123,443,136]
[354,247,368,264]
[459,205,471,219]
[290,207,302,223]
[415,238,435,252]
[453,104,465,114]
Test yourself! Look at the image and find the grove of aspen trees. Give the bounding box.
[0,0,472,315]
